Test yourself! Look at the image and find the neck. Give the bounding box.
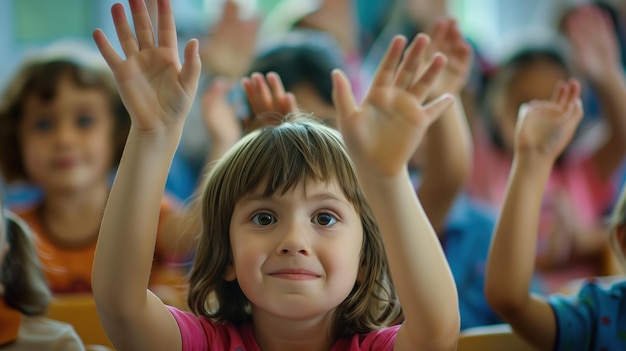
[252,308,335,351]
[40,179,110,246]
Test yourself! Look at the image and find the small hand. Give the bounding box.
[200,0,260,78]
[565,5,621,82]
[241,72,297,130]
[425,19,473,97]
[515,79,583,160]
[201,79,242,147]
[93,0,201,132]
[333,34,454,177]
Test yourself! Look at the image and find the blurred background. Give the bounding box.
[0,0,595,86]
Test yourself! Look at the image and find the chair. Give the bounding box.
[45,294,114,350]
[457,324,539,351]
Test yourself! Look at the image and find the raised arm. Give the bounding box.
[484,80,584,350]
[91,1,201,350]
[333,34,459,350]
[566,5,626,180]
[414,19,473,234]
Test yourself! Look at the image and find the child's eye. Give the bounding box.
[33,118,53,132]
[312,212,337,226]
[76,115,95,129]
[251,212,276,226]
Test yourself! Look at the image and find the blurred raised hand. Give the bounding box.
[242,72,298,130]
[200,0,260,79]
[565,5,621,83]
[515,80,583,161]
[424,18,473,97]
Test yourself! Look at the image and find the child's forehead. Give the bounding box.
[245,176,345,198]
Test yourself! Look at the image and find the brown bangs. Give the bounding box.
[223,118,361,208]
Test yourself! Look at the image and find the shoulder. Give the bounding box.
[333,326,401,351]
[548,279,626,349]
[17,316,85,351]
[549,279,625,317]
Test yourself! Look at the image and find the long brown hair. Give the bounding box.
[188,116,401,338]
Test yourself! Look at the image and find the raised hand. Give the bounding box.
[200,0,260,78]
[424,19,473,97]
[515,80,583,161]
[565,5,621,82]
[333,34,454,177]
[93,0,201,132]
[241,72,298,130]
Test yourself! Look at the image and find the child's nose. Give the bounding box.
[276,222,311,256]
[53,123,79,145]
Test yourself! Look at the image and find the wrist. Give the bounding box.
[590,70,626,92]
[512,153,553,177]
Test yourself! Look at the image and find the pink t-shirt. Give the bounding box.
[167,306,399,351]
[469,135,616,292]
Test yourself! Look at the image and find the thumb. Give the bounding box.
[331,69,357,128]
[423,93,454,123]
[181,39,202,97]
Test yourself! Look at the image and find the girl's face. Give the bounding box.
[496,60,569,152]
[228,178,363,321]
[18,75,115,193]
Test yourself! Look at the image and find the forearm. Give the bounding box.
[418,98,472,233]
[359,170,459,348]
[485,156,552,314]
[590,72,626,179]
[93,127,183,311]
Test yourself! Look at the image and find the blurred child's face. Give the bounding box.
[291,83,338,128]
[496,61,569,152]
[18,75,115,193]
[228,179,363,320]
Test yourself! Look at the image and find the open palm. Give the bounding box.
[334,35,454,177]
[515,80,583,160]
[93,0,201,132]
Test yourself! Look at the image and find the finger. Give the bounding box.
[332,69,357,125]
[223,0,239,21]
[410,54,447,102]
[393,34,430,88]
[449,21,472,56]
[180,39,202,96]
[157,0,179,50]
[285,92,298,113]
[551,80,567,103]
[128,0,155,49]
[252,73,273,113]
[111,3,139,57]
[566,79,581,107]
[266,72,289,112]
[241,77,261,115]
[423,93,455,123]
[425,19,449,57]
[370,36,407,88]
[93,29,123,68]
